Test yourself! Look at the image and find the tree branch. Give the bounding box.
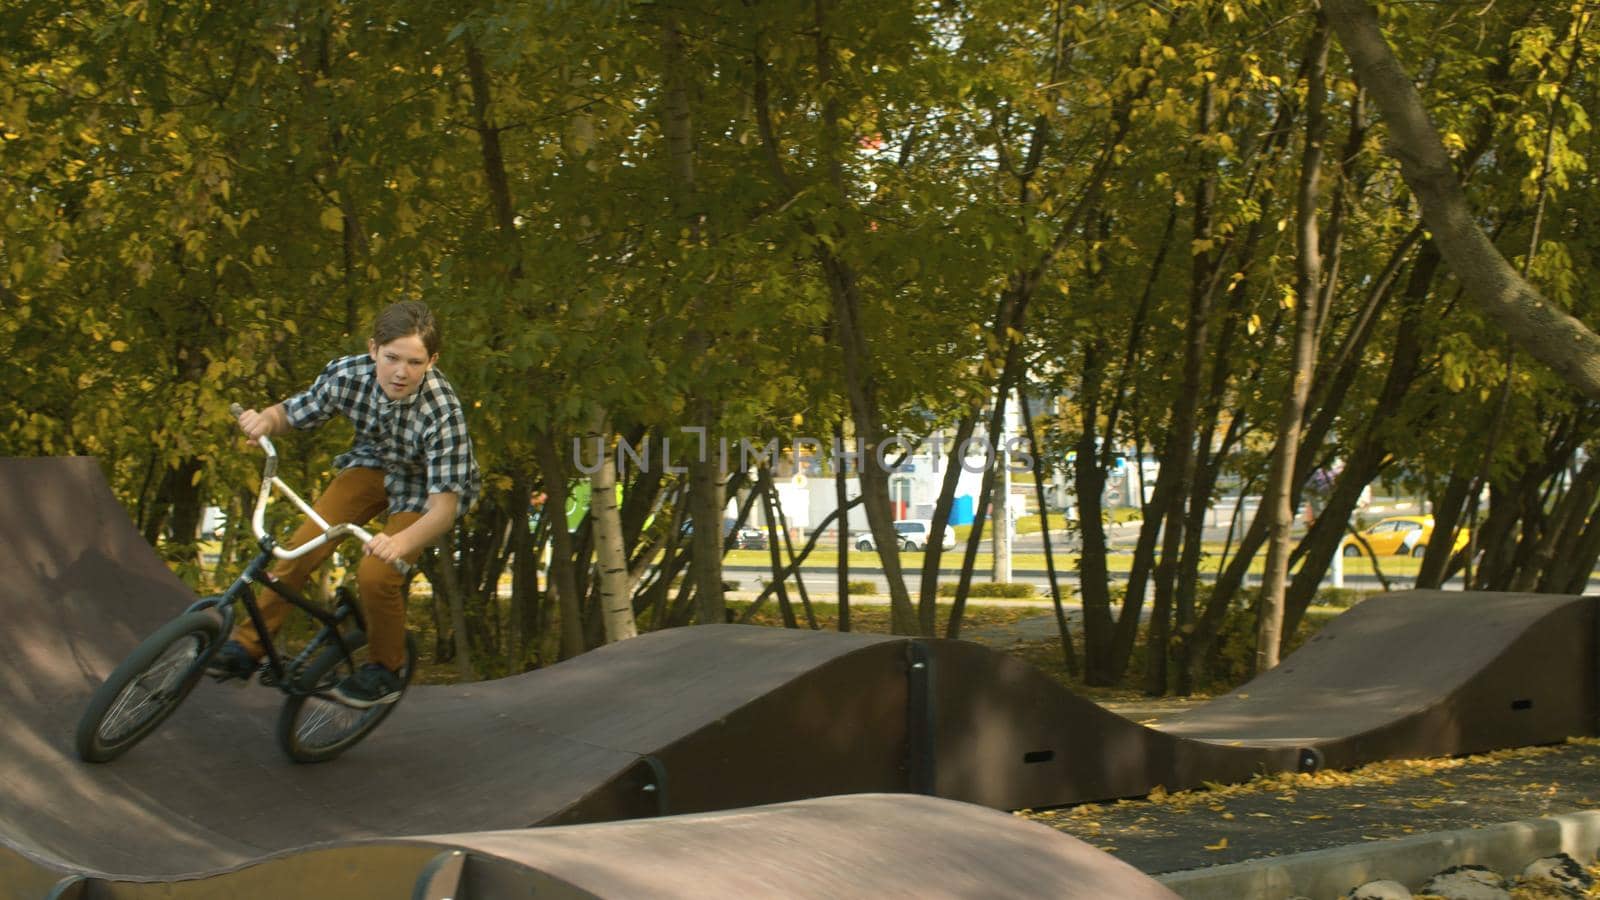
[1323,0,1600,400]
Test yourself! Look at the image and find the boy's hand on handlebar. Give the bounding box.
[364,532,409,564]
[237,407,273,444]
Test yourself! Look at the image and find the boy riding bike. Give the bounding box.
[209,300,479,708]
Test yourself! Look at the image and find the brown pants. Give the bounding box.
[231,467,421,671]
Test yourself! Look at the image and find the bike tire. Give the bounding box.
[75,609,224,763]
[275,630,417,764]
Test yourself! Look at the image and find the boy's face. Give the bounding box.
[369,333,437,401]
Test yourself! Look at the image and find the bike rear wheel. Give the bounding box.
[275,630,417,763]
[75,609,224,762]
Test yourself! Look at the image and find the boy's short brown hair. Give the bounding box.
[371,300,440,356]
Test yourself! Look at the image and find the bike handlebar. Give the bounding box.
[231,402,410,575]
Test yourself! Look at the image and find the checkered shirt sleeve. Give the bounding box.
[282,356,367,430]
[423,395,477,506]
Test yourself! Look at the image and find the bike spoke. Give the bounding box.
[99,636,202,741]
[294,696,368,749]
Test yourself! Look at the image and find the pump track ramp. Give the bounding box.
[0,457,1594,897]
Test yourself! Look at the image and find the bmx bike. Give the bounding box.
[75,408,417,764]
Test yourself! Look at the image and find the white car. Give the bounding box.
[855,519,956,552]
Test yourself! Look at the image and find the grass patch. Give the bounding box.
[937,581,1037,598]
[728,599,1038,634]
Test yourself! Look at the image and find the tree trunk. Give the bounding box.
[834,422,853,632]
[1279,246,1439,639]
[534,431,586,659]
[687,442,728,626]
[917,412,978,635]
[1085,198,1176,686]
[1413,472,1471,589]
[1539,456,1600,592]
[1142,78,1220,696]
[659,6,726,627]
[1523,456,1600,593]
[1256,12,1329,673]
[1075,346,1116,683]
[1020,391,1079,677]
[1558,488,1600,594]
[432,530,476,681]
[587,408,637,644]
[948,358,1022,640]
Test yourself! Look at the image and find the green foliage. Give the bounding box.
[1312,588,1373,610]
[939,581,1038,599]
[3,0,1598,678]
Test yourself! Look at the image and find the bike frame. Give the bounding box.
[191,422,407,695]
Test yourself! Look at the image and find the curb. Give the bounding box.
[1155,810,1600,899]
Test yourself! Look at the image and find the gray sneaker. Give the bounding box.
[327,663,402,709]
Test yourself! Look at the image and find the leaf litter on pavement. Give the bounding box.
[1017,737,1600,882]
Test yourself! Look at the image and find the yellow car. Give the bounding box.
[1339,514,1468,558]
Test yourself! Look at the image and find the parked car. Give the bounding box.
[682,518,769,550]
[731,526,768,550]
[854,519,957,552]
[1339,514,1468,558]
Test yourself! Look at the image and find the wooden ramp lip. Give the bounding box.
[1,457,1594,893]
[1156,589,1597,769]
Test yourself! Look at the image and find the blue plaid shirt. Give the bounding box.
[283,354,480,517]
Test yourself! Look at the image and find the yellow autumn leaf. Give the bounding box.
[1204,837,1228,851]
[319,206,344,232]
[109,340,128,352]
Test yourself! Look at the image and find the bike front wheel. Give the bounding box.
[275,630,417,764]
[75,609,224,762]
